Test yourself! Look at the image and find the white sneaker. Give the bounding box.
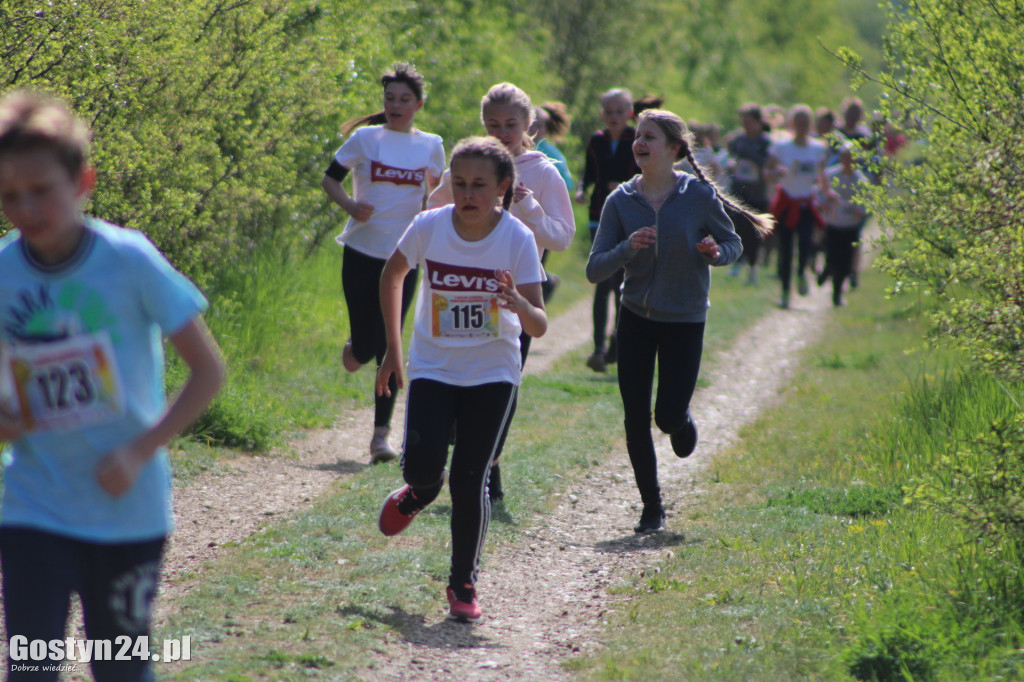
[369,426,399,464]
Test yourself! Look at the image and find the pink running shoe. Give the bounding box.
[378,485,422,536]
[446,583,483,623]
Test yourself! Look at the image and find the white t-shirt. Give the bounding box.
[769,138,828,199]
[333,126,446,259]
[398,206,543,386]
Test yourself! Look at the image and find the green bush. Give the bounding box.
[841,0,1024,382]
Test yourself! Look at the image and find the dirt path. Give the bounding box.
[155,300,595,609]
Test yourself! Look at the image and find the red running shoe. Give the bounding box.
[378,485,422,536]
[446,583,483,623]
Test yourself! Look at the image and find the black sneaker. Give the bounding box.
[634,505,666,534]
[669,411,698,458]
[488,464,504,502]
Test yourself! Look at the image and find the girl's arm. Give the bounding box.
[376,250,413,398]
[496,271,547,339]
[96,317,226,498]
[513,166,576,252]
[585,199,639,283]
[763,154,785,185]
[322,173,374,223]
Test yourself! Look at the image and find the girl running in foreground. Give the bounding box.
[587,109,772,534]
[376,137,547,622]
[0,90,225,682]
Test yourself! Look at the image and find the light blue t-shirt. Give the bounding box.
[0,218,207,542]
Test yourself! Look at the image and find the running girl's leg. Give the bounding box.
[795,207,817,290]
[1,528,76,682]
[448,382,517,589]
[615,307,662,510]
[342,246,385,367]
[592,277,612,354]
[400,379,457,504]
[652,321,705,437]
[606,268,623,364]
[776,223,795,303]
[829,226,859,305]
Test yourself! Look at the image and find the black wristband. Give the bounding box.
[325,160,349,182]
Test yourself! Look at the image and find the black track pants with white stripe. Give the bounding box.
[400,378,516,588]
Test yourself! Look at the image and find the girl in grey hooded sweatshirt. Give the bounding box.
[587,109,773,534]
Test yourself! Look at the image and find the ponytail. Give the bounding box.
[683,145,774,237]
[340,111,388,137]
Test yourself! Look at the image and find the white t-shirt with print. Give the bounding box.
[769,138,828,199]
[398,206,543,387]
[333,125,446,259]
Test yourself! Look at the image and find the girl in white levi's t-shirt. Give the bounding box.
[374,137,546,624]
[320,62,446,464]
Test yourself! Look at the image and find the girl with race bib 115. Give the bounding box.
[375,136,547,623]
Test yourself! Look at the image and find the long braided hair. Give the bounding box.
[638,109,774,237]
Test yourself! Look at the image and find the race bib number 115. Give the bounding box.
[9,331,125,432]
[431,293,500,339]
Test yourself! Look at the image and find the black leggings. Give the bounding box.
[590,224,622,353]
[342,246,417,428]
[775,206,817,295]
[825,224,862,301]
[616,307,705,508]
[400,378,516,587]
[1,528,166,682]
[728,191,768,267]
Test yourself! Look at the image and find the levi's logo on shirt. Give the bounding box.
[426,260,499,293]
[371,161,425,186]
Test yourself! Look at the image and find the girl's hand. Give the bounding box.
[513,182,531,204]
[495,269,528,314]
[375,349,404,398]
[574,189,587,205]
[343,197,375,222]
[696,235,721,259]
[629,226,657,250]
[96,442,151,498]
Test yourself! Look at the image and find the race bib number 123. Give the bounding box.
[9,331,125,432]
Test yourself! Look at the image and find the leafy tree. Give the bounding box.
[842,0,1024,381]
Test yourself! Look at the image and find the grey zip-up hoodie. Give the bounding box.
[586,172,742,323]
